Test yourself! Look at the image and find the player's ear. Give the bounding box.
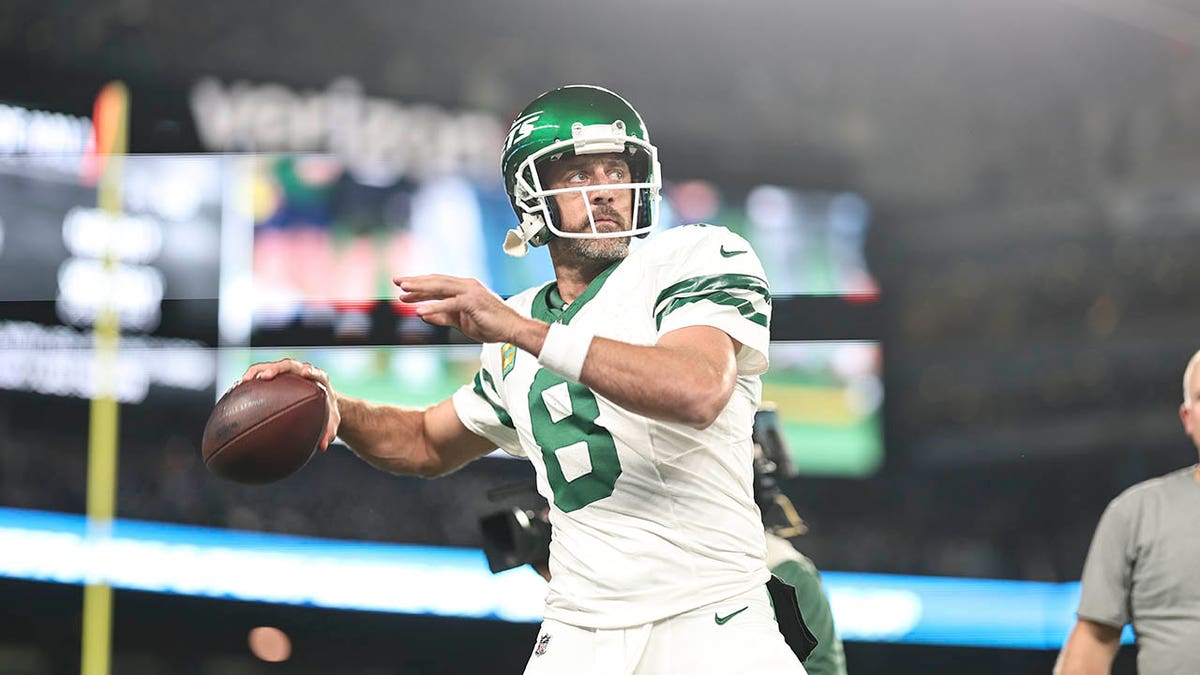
[1182,402,1192,435]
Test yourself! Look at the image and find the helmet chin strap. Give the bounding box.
[503,213,548,257]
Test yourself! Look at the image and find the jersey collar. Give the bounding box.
[533,260,622,325]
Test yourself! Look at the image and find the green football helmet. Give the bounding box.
[500,85,662,257]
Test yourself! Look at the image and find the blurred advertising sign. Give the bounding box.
[0,103,92,175]
[189,77,504,184]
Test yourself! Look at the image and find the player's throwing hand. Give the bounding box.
[395,274,532,345]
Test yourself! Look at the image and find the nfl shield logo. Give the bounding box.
[534,633,551,656]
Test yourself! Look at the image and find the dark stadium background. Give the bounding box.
[5,0,1200,672]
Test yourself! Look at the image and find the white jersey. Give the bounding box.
[453,224,773,629]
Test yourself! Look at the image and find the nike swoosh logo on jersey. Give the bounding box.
[714,606,749,625]
[719,246,747,257]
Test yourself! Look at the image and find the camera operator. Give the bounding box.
[753,406,848,675]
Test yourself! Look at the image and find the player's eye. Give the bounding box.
[607,168,626,181]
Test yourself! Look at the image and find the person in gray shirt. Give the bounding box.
[1055,349,1200,674]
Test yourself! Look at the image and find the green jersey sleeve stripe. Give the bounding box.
[653,273,771,313]
[472,370,515,429]
[655,290,769,330]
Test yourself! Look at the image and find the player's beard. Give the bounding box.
[557,205,631,264]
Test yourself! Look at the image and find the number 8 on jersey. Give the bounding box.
[529,369,621,512]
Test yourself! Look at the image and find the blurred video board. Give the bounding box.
[235,156,879,347]
[0,154,225,404]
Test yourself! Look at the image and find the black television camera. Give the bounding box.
[750,404,806,538]
[478,484,551,574]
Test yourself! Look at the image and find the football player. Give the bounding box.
[242,85,805,674]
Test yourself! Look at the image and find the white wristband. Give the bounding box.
[537,322,594,382]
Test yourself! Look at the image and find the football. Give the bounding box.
[201,373,328,485]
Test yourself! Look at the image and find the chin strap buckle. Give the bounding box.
[503,214,547,258]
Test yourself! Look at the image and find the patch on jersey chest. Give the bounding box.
[500,343,517,379]
[534,632,551,656]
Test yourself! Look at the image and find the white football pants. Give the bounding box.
[522,585,807,675]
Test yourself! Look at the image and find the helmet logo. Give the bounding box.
[504,112,542,152]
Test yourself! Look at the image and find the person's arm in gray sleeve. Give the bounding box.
[1055,619,1122,675]
[1054,498,1134,674]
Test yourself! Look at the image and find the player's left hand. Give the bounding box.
[394,274,529,344]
